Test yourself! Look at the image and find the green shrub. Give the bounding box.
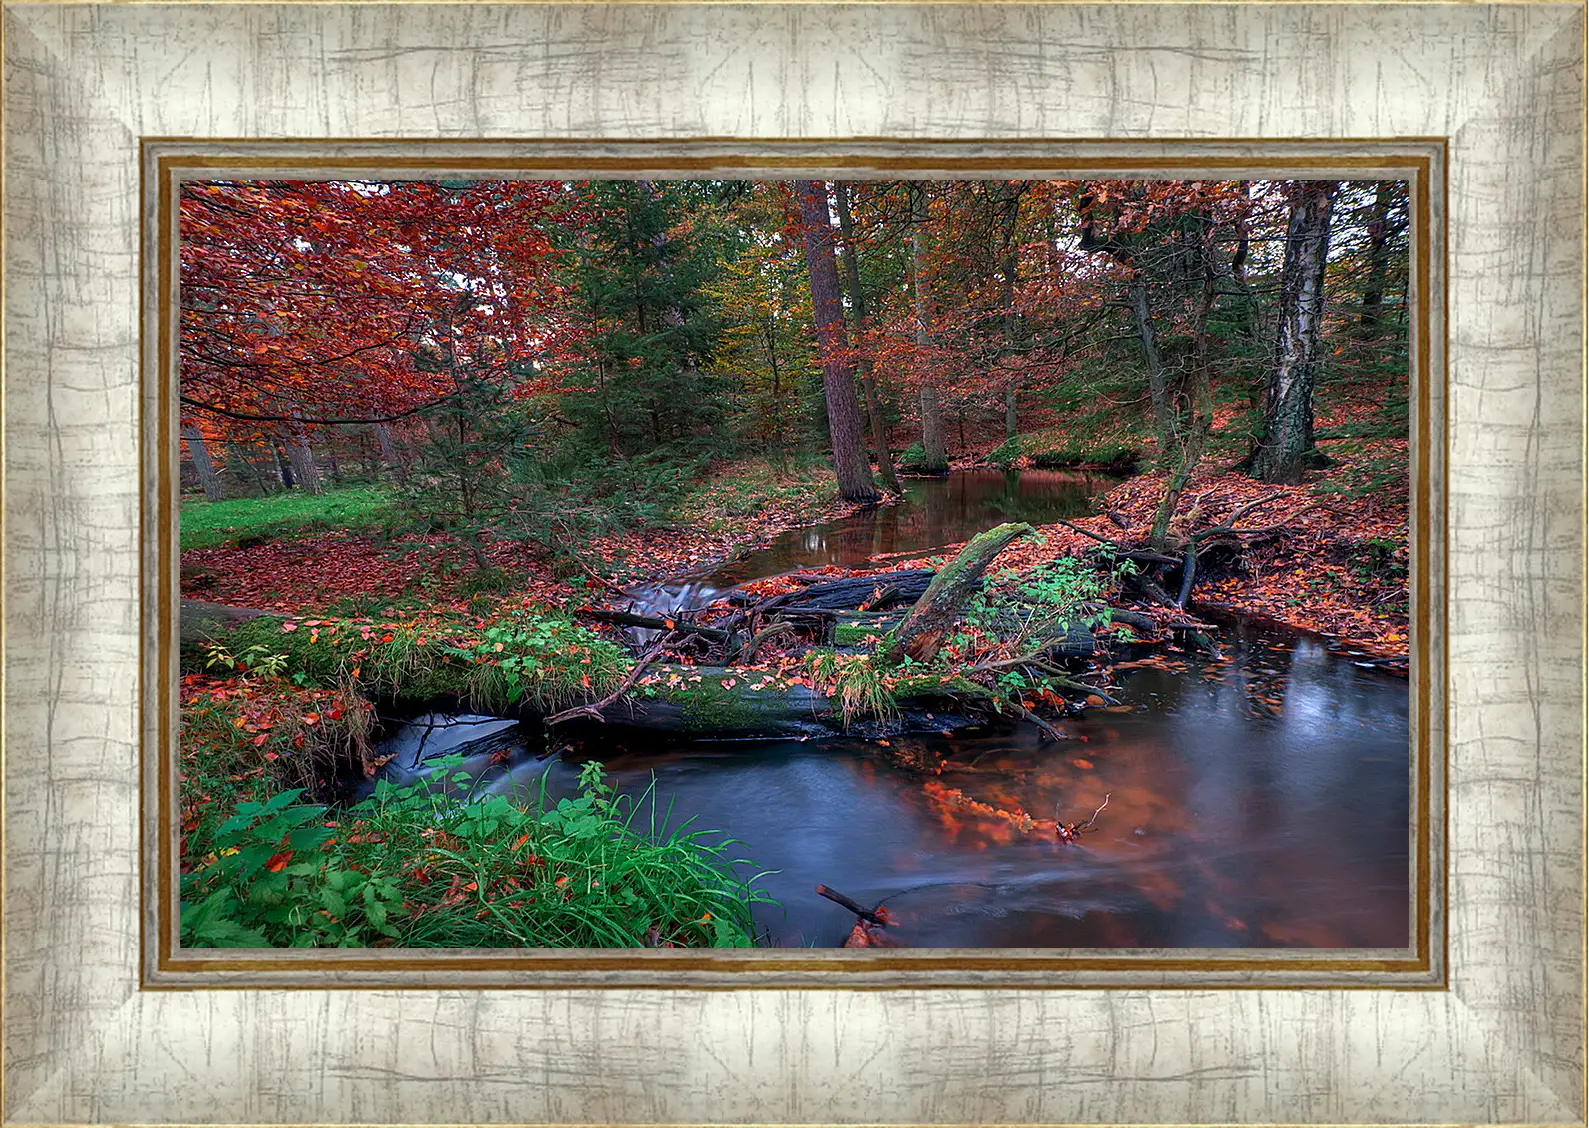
[180,761,778,949]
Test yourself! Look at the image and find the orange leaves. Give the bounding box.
[264,850,293,873]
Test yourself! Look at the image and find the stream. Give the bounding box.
[372,469,1411,949]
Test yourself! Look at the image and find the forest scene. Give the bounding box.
[177,177,1412,950]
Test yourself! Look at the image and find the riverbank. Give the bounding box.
[179,459,853,615]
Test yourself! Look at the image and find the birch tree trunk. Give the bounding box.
[794,180,878,504]
[182,426,223,501]
[1251,181,1339,484]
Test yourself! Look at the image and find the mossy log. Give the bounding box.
[876,522,1037,667]
[578,664,985,740]
[180,598,271,646]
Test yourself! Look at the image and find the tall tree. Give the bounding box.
[561,181,724,458]
[182,427,224,501]
[909,183,950,473]
[793,180,878,503]
[1251,181,1339,483]
[833,181,902,493]
[1357,180,1405,340]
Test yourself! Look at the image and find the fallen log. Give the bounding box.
[760,569,938,613]
[579,607,731,642]
[561,663,988,740]
[876,523,1037,667]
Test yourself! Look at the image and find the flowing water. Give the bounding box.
[374,469,1411,949]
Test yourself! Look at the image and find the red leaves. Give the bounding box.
[264,851,293,872]
[180,180,581,439]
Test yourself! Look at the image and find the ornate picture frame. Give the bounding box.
[4,3,1582,1123]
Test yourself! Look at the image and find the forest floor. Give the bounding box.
[180,377,1409,663]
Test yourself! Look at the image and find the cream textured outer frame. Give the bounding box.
[3,3,1583,1125]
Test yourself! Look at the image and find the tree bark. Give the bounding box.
[794,180,879,504]
[374,422,407,486]
[270,436,295,489]
[284,415,324,495]
[1251,181,1339,484]
[1127,278,1174,468]
[1358,180,1397,340]
[833,181,902,493]
[182,427,224,501]
[877,522,1036,667]
[910,184,949,473]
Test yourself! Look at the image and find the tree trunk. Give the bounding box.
[271,437,295,489]
[998,197,1024,443]
[374,422,407,486]
[1358,180,1396,340]
[1251,181,1339,484]
[910,184,949,473]
[182,427,224,501]
[877,522,1036,667]
[833,181,902,493]
[1149,215,1219,551]
[1127,278,1174,468]
[795,180,878,504]
[284,415,324,495]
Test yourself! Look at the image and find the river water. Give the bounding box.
[376,470,1411,949]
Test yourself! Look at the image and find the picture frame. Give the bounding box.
[4,2,1582,1124]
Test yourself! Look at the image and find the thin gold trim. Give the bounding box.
[148,142,1443,989]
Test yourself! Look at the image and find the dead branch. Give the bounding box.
[545,644,667,727]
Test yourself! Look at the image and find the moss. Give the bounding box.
[888,673,996,703]
[989,435,1027,469]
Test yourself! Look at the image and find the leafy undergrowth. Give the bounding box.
[181,487,400,551]
[180,759,776,949]
[180,460,863,613]
[202,607,630,713]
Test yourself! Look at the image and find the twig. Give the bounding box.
[815,884,888,926]
[1077,792,1112,831]
[1050,518,1123,547]
[545,644,667,727]
[1006,699,1070,742]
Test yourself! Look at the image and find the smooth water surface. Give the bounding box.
[374,470,1411,948]
[632,469,1108,616]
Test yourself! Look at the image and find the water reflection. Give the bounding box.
[373,471,1410,949]
[712,469,1107,585]
[472,623,1410,949]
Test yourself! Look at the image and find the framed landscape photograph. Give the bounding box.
[166,166,1428,964]
[5,3,1583,1126]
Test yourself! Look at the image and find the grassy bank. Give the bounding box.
[180,605,777,949]
[181,754,776,949]
[181,487,399,551]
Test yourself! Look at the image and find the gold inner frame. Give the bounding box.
[142,140,1446,990]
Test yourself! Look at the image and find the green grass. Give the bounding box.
[181,487,400,551]
[179,760,777,949]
